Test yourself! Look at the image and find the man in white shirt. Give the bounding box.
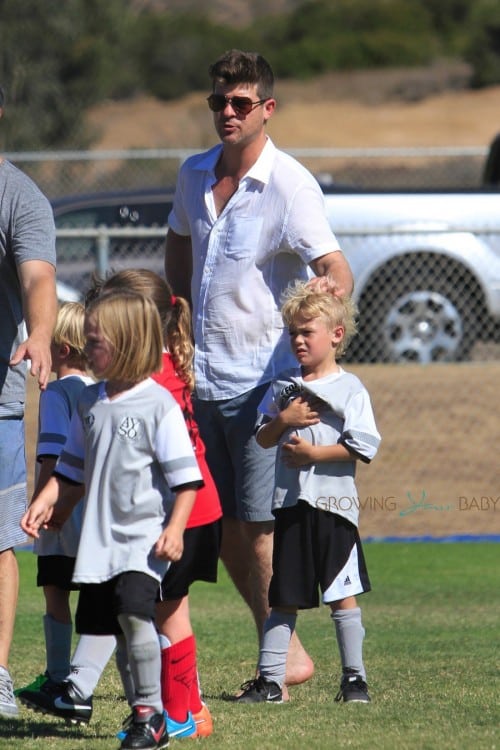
[165,49,353,693]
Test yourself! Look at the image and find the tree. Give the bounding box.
[0,0,131,150]
[465,0,500,86]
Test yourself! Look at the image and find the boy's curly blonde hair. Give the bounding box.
[281,280,358,359]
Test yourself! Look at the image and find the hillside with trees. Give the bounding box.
[1,0,499,150]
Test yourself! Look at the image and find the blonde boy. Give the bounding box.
[17,303,93,702]
[237,281,380,704]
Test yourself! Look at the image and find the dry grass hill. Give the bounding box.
[86,63,500,152]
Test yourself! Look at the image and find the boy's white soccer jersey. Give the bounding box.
[34,373,94,557]
[258,367,381,527]
[55,378,202,584]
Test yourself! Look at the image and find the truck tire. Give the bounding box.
[348,257,481,363]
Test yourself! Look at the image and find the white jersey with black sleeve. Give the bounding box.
[55,378,203,584]
[257,367,381,527]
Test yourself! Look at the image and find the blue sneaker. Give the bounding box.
[117,710,196,741]
[166,711,196,738]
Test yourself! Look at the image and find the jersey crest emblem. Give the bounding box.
[117,416,143,441]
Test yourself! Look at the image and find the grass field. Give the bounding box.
[1,543,498,749]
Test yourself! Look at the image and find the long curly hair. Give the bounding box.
[85,269,194,390]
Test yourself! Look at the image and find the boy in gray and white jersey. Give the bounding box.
[237,281,380,707]
[260,369,379,527]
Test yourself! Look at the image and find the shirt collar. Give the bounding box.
[193,136,276,186]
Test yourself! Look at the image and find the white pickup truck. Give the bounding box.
[323,186,500,363]
[53,156,500,363]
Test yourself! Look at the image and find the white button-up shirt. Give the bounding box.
[168,137,341,400]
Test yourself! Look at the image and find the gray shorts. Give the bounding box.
[193,384,276,522]
[0,417,28,551]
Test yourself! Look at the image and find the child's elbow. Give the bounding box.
[255,427,274,449]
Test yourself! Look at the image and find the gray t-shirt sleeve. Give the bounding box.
[0,160,56,404]
[6,163,56,266]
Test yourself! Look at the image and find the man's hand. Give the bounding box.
[14,259,57,390]
[10,329,53,391]
[309,250,354,298]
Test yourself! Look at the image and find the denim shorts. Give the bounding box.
[194,384,276,522]
[0,418,28,552]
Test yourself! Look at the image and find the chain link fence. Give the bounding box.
[5,145,492,197]
[12,147,500,539]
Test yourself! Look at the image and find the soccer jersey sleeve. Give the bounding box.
[55,409,86,484]
[154,402,203,490]
[341,388,381,463]
[36,388,72,460]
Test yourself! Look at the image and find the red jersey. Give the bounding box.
[152,352,222,529]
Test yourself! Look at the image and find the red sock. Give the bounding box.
[161,635,196,723]
[189,649,203,715]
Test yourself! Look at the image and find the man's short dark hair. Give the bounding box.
[209,50,274,100]
[0,87,4,108]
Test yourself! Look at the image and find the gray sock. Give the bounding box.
[258,610,297,688]
[115,636,136,706]
[44,614,72,683]
[117,614,162,712]
[67,634,116,700]
[331,607,366,681]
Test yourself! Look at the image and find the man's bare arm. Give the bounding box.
[10,259,57,390]
[165,228,193,305]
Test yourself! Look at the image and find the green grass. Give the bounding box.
[1,543,498,749]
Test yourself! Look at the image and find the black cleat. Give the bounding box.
[235,676,283,704]
[19,680,93,724]
[119,705,169,749]
[335,672,371,703]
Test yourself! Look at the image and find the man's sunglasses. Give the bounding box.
[207,94,268,116]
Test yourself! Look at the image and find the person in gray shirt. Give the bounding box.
[0,84,57,717]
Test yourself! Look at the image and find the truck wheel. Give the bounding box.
[381,288,466,363]
[348,260,481,363]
